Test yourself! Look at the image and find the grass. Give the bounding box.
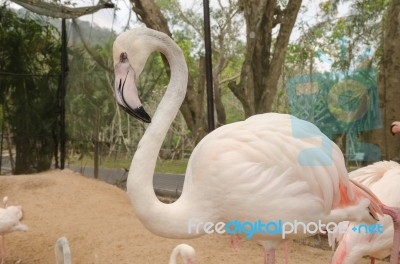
[155,159,188,174]
[67,155,188,174]
[68,154,362,176]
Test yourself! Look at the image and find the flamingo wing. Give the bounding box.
[183,113,350,227]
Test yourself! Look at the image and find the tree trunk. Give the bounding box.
[93,108,101,179]
[369,0,400,162]
[130,0,208,143]
[14,136,31,174]
[229,0,302,116]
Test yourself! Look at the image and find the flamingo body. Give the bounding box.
[332,161,400,264]
[0,204,28,264]
[112,28,383,263]
[0,205,27,234]
[183,113,365,230]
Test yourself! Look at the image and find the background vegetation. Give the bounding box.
[0,0,399,175]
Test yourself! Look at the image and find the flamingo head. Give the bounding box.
[2,196,8,208]
[113,51,151,123]
[177,244,196,264]
[391,121,400,135]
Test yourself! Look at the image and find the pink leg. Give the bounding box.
[1,199,7,264]
[0,235,5,264]
[229,234,241,252]
[381,205,400,264]
[264,249,275,264]
[283,242,288,264]
[370,256,375,264]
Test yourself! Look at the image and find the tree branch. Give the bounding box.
[11,0,114,19]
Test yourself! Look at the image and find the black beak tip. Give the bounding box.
[143,116,152,123]
[117,103,151,123]
[135,106,151,123]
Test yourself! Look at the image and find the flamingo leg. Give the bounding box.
[381,205,400,264]
[370,256,375,264]
[283,242,288,264]
[229,234,241,252]
[0,235,5,264]
[264,249,275,264]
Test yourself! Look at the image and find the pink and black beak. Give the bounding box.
[391,121,400,136]
[114,52,151,123]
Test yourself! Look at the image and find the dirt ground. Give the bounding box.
[0,170,388,264]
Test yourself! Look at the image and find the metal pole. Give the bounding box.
[0,77,3,174]
[60,18,68,169]
[58,4,115,170]
[203,0,215,132]
[0,122,3,175]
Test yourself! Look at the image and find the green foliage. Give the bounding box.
[319,1,334,14]
[284,0,389,161]
[68,155,188,174]
[0,5,60,174]
[66,38,116,157]
[156,0,245,123]
[65,26,173,163]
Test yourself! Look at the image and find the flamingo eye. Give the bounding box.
[120,52,128,62]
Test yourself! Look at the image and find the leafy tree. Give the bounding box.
[66,22,180,163]
[228,0,303,117]
[158,0,245,127]
[130,0,210,143]
[0,5,61,174]
[371,0,400,161]
[285,0,398,162]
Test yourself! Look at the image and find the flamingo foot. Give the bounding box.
[264,249,275,264]
[381,205,400,264]
[229,234,241,252]
[370,256,375,264]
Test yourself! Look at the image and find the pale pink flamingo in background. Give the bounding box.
[0,200,28,264]
[392,121,400,135]
[54,237,193,264]
[55,236,72,264]
[331,161,400,264]
[112,28,400,264]
[169,244,195,264]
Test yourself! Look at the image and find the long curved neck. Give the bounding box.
[125,29,198,238]
[168,246,180,264]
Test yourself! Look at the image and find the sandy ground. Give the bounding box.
[0,170,388,264]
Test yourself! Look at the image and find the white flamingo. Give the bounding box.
[169,244,195,264]
[55,236,71,264]
[0,201,28,264]
[331,161,400,264]
[112,28,400,264]
[53,237,193,264]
